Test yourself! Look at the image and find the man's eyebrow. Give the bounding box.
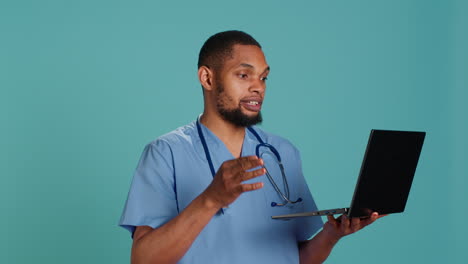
[239,63,254,69]
[238,63,271,74]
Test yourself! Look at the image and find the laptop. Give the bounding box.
[272,129,426,220]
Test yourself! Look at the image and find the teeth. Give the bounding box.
[248,101,259,105]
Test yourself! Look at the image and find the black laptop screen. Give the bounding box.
[348,130,425,217]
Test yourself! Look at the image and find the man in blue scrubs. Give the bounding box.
[119,30,382,263]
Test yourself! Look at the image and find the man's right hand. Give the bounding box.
[202,155,265,209]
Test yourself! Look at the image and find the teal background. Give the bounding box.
[1,0,466,263]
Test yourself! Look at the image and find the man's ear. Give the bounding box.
[198,66,214,92]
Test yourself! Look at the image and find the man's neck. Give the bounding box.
[200,112,246,158]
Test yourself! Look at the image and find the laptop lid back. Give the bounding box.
[348,130,426,218]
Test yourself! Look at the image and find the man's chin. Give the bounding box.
[243,111,261,119]
[219,108,263,127]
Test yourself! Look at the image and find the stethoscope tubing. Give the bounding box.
[196,118,302,208]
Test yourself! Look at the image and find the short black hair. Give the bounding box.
[198,30,261,70]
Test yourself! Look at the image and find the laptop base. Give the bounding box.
[272,208,349,220]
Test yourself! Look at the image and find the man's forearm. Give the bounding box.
[130,156,265,264]
[298,229,340,264]
[131,193,220,264]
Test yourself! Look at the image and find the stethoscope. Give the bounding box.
[196,118,302,210]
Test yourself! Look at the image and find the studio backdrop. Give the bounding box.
[1,0,466,263]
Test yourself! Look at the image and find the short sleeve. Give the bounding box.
[119,139,179,237]
[293,149,324,241]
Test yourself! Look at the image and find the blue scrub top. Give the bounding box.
[119,119,323,263]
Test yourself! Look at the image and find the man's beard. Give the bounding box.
[216,84,263,127]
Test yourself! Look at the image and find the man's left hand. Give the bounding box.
[323,212,385,242]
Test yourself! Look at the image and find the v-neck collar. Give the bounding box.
[198,120,248,160]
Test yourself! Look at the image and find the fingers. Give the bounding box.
[222,156,265,182]
[241,167,266,182]
[350,217,361,232]
[377,214,388,219]
[241,182,264,192]
[324,212,383,240]
[326,215,339,228]
[360,212,380,227]
[348,212,381,232]
[332,215,358,235]
[210,156,265,204]
[238,161,265,192]
[339,214,350,232]
[230,156,264,171]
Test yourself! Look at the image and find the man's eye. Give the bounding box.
[238,74,248,79]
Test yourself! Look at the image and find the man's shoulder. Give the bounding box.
[147,120,198,148]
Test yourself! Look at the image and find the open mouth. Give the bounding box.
[240,100,262,112]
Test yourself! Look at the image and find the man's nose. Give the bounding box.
[249,78,266,94]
